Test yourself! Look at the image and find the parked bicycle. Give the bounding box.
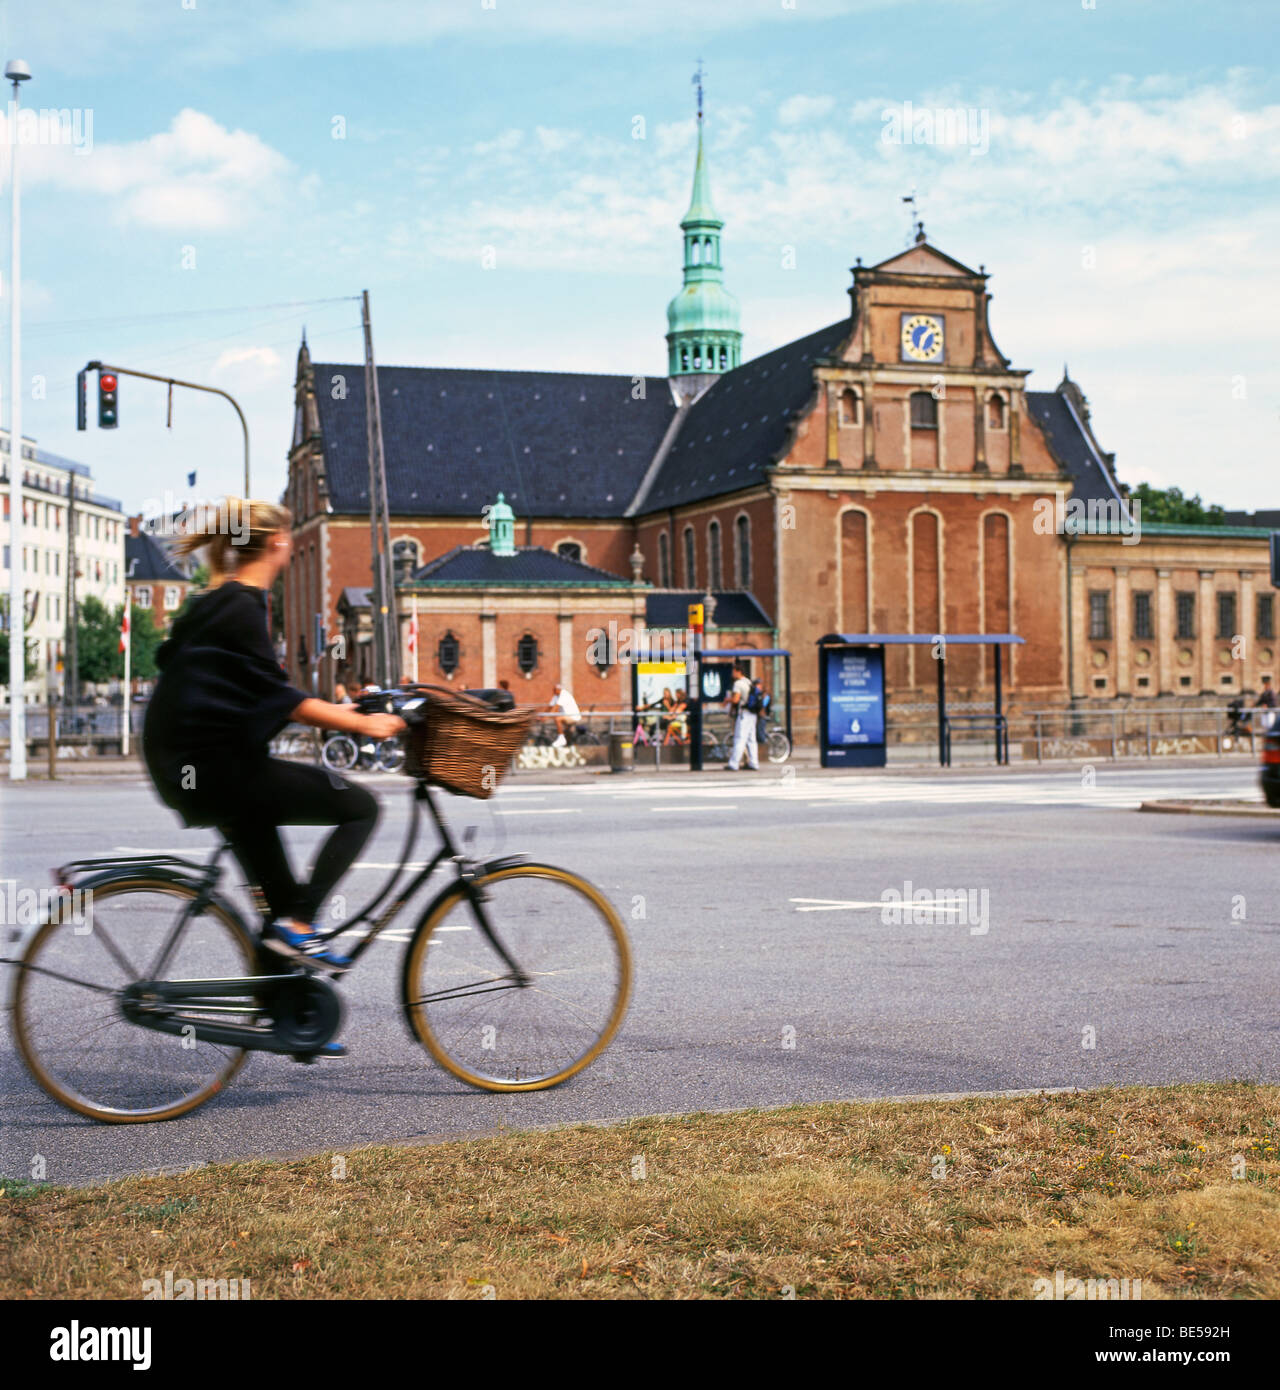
[5,686,632,1123]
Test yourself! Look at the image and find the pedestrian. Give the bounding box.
[751,676,771,747]
[1257,674,1278,731]
[549,682,581,747]
[725,661,760,771]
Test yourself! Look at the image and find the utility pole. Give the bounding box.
[5,58,31,779]
[65,471,77,709]
[361,290,399,686]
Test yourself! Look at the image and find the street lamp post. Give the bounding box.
[5,58,31,781]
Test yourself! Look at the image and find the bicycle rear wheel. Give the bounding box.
[376,737,405,773]
[402,864,631,1091]
[11,878,256,1123]
[766,728,791,763]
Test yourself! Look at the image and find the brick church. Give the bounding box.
[283,104,1275,731]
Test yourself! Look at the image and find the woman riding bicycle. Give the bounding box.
[143,497,405,973]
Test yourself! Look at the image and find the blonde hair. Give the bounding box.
[172,497,292,587]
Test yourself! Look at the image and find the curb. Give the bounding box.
[1140,799,1278,818]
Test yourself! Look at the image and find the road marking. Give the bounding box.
[650,804,737,812]
[353,862,432,870]
[494,807,581,816]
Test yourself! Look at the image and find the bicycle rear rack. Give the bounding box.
[54,850,228,888]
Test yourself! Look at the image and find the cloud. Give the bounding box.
[3,109,293,231]
[778,95,837,126]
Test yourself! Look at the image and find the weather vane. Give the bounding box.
[692,59,705,122]
[901,187,926,244]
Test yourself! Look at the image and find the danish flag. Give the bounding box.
[407,611,419,653]
[119,605,130,654]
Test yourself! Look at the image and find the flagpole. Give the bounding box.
[120,603,131,756]
[412,594,419,683]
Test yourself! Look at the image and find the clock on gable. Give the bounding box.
[900,312,944,364]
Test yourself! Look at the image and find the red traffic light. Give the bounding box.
[100,373,117,391]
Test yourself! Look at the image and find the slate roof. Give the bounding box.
[641,320,851,511]
[311,364,678,519]
[646,590,772,629]
[1223,509,1280,529]
[125,531,185,583]
[410,545,635,587]
[1025,389,1125,508]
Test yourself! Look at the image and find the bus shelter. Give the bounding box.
[817,633,1024,768]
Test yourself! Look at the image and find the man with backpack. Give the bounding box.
[725,661,761,771]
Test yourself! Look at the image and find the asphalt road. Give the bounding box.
[1,761,1276,1185]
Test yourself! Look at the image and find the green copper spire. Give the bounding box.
[666,64,742,394]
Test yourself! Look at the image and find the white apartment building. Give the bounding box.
[0,430,126,700]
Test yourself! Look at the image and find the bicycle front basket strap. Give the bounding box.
[404,685,535,798]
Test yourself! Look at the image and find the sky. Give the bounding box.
[0,0,1275,516]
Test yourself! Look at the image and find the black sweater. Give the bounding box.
[143,581,308,823]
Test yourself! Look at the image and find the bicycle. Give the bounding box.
[528,708,602,748]
[320,729,405,773]
[6,687,632,1124]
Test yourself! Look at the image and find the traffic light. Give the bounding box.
[76,369,87,430]
[97,369,118,429]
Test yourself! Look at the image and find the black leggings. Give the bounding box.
[216,759,379,926]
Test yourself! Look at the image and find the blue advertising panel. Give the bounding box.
[822,645,886,767]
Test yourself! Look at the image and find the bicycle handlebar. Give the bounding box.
[352,685,515,724]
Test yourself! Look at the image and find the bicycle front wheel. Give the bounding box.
[402,864,632,1092]
[11,878,256,1123]
[376,737,405,773]
[766,729,791,763]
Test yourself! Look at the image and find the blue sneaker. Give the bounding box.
[263,921,352,973]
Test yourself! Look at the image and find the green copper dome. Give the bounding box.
[665,117,742,384]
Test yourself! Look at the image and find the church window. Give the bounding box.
[839,388,860,427]
[437,631,460,677]
[556,541,582,563]
[708,520,723,590]
[1088,591,1111,641]
[516,632,539,676]
[680,346,690,371]
[1258,593,1275,641]
[735,515,751,589]
[909,391,937,429]
[658,531,671,587]
[690,240,700,265]
[987,393,1006,430]
[683,526,696,587]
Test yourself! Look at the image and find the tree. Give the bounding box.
[0,595,39,685]
[129,603,165,681]
[1127,483,1225,526]
[74,597,165,686]
[76,595,123,685]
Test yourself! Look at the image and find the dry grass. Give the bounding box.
[3,1083,1278,1299]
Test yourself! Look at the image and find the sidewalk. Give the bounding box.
[6,746,1260,788]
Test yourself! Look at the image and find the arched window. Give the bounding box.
[556,541,582,563]
[516,633,539,676]
[437,631,460,677]
[658,531,671,587]
[987,393,1006,430]
[691,240,700,265]
[683,526,696,587]
[708,519,722,590]
[909,391,937,429]
[839,388,860,427]
[735,515,751,589]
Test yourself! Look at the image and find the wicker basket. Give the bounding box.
[403,685,535,798]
